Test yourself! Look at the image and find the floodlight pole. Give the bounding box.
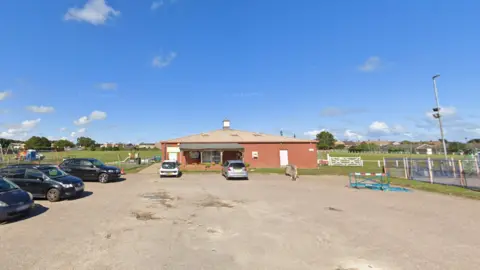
[432,74,448,160]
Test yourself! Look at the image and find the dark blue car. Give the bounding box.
[0,177,34,222]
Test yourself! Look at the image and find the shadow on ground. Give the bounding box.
[1,204,49,225]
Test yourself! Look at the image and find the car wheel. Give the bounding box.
[98,173,109,183]
[46,188,61,202]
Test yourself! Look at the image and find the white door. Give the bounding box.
[168,152,177,161]
[279,150,289,166]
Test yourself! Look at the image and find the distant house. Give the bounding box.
[10,143,25,150]
[101,143,119,148]
[138,143,156,149]
[343,141,358,149]
[416,144,433,155]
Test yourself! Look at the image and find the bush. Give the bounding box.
[90,145,96,151]
[335,144,345,149]
[113,146,120,151]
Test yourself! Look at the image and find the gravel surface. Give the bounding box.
[1,168,480,270]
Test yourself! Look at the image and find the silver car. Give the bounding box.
[222,160,248,180]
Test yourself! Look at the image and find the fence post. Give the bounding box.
[395,160,399,167]
[458,160,465,187]
[377,160,381,167]
[452,157,456,178]
[427,157,433,184]
[403,157,408,179]
[475,156,480,176]
[383,157,386,172]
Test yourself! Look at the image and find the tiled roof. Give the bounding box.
[162,129,315,143]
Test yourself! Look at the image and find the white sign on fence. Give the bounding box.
[327,154,363,167]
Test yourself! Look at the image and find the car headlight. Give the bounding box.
[108,169,114,173]
[63,183,74,188]
[27,192,33,200]
[0,201,8,207]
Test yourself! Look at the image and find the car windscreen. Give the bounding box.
[230,163,245,169]
[90,159,105,167]
[38,167,68,179]
[0,178,20,192]
[161,162,177,169]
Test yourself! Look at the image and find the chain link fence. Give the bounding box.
[385,157,480,190]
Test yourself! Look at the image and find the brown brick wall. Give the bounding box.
[241,142,317,168]
[160,142,317,169]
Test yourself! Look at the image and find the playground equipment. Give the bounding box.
[348,172,410,192]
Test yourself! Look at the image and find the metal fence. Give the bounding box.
[0,157,154,171]
[385,157,480,190]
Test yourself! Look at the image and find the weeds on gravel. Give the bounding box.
[199,195,234,208]
[141,191,179,208]
[131,211,162,221]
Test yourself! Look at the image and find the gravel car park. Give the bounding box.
[1,168,480,269]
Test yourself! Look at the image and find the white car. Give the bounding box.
[159,160,181,178]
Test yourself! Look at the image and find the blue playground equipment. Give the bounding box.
[25,150,38,161]
[348,172,411,192]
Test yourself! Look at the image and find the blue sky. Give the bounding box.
[1,0,479,143]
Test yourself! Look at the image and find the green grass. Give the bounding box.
[320,151,463,160]
[39,150,162,163]
[389,177,480,200]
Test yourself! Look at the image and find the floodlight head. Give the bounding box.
[432,74,440,80]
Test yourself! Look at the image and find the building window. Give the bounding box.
[202,151,221,163]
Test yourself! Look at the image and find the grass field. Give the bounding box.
[39,150,162,163]
[320,151,464,160]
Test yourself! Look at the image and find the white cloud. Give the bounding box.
[64,0,120,25]
[304,129,326,137]
[151,1,164,10]
[70,132,76,137]
[74,111,107,125]
[98,82,117,90]
[368,121,405,137]
[26,105,55,113]
[90,110,107,120]
[74,116,91,125]
[0,118,41,139]
[368,121,390,134]
[77,128,87,133]
[0,91,11,101]
[358,56,381,72]
[21,119,41,129]
[60,137,68,140]
[152,52,177,68]
[60,127,67,132]
[425,106,457,119]
[344,130,363,140]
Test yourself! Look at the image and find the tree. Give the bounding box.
[468,138,480,144]
[54,139,75,149]
[447,141,466,153]
[316,131,336,150]
[334,144,345,149]
[24,136,51,149]
[76,137,96,148]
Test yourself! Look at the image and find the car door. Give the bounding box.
[3,168,29,192]
[24,169,48,197]
[79,160,97,180]
[65,159,85,179]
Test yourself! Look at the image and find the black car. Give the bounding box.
[0,177,34,222]
[0,165,84,202]
[59,158,121,183]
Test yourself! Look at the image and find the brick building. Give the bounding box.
[158,120,318,168]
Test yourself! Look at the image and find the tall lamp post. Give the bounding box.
[432,74,448,160]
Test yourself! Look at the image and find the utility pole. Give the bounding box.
[432,74,448,160]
